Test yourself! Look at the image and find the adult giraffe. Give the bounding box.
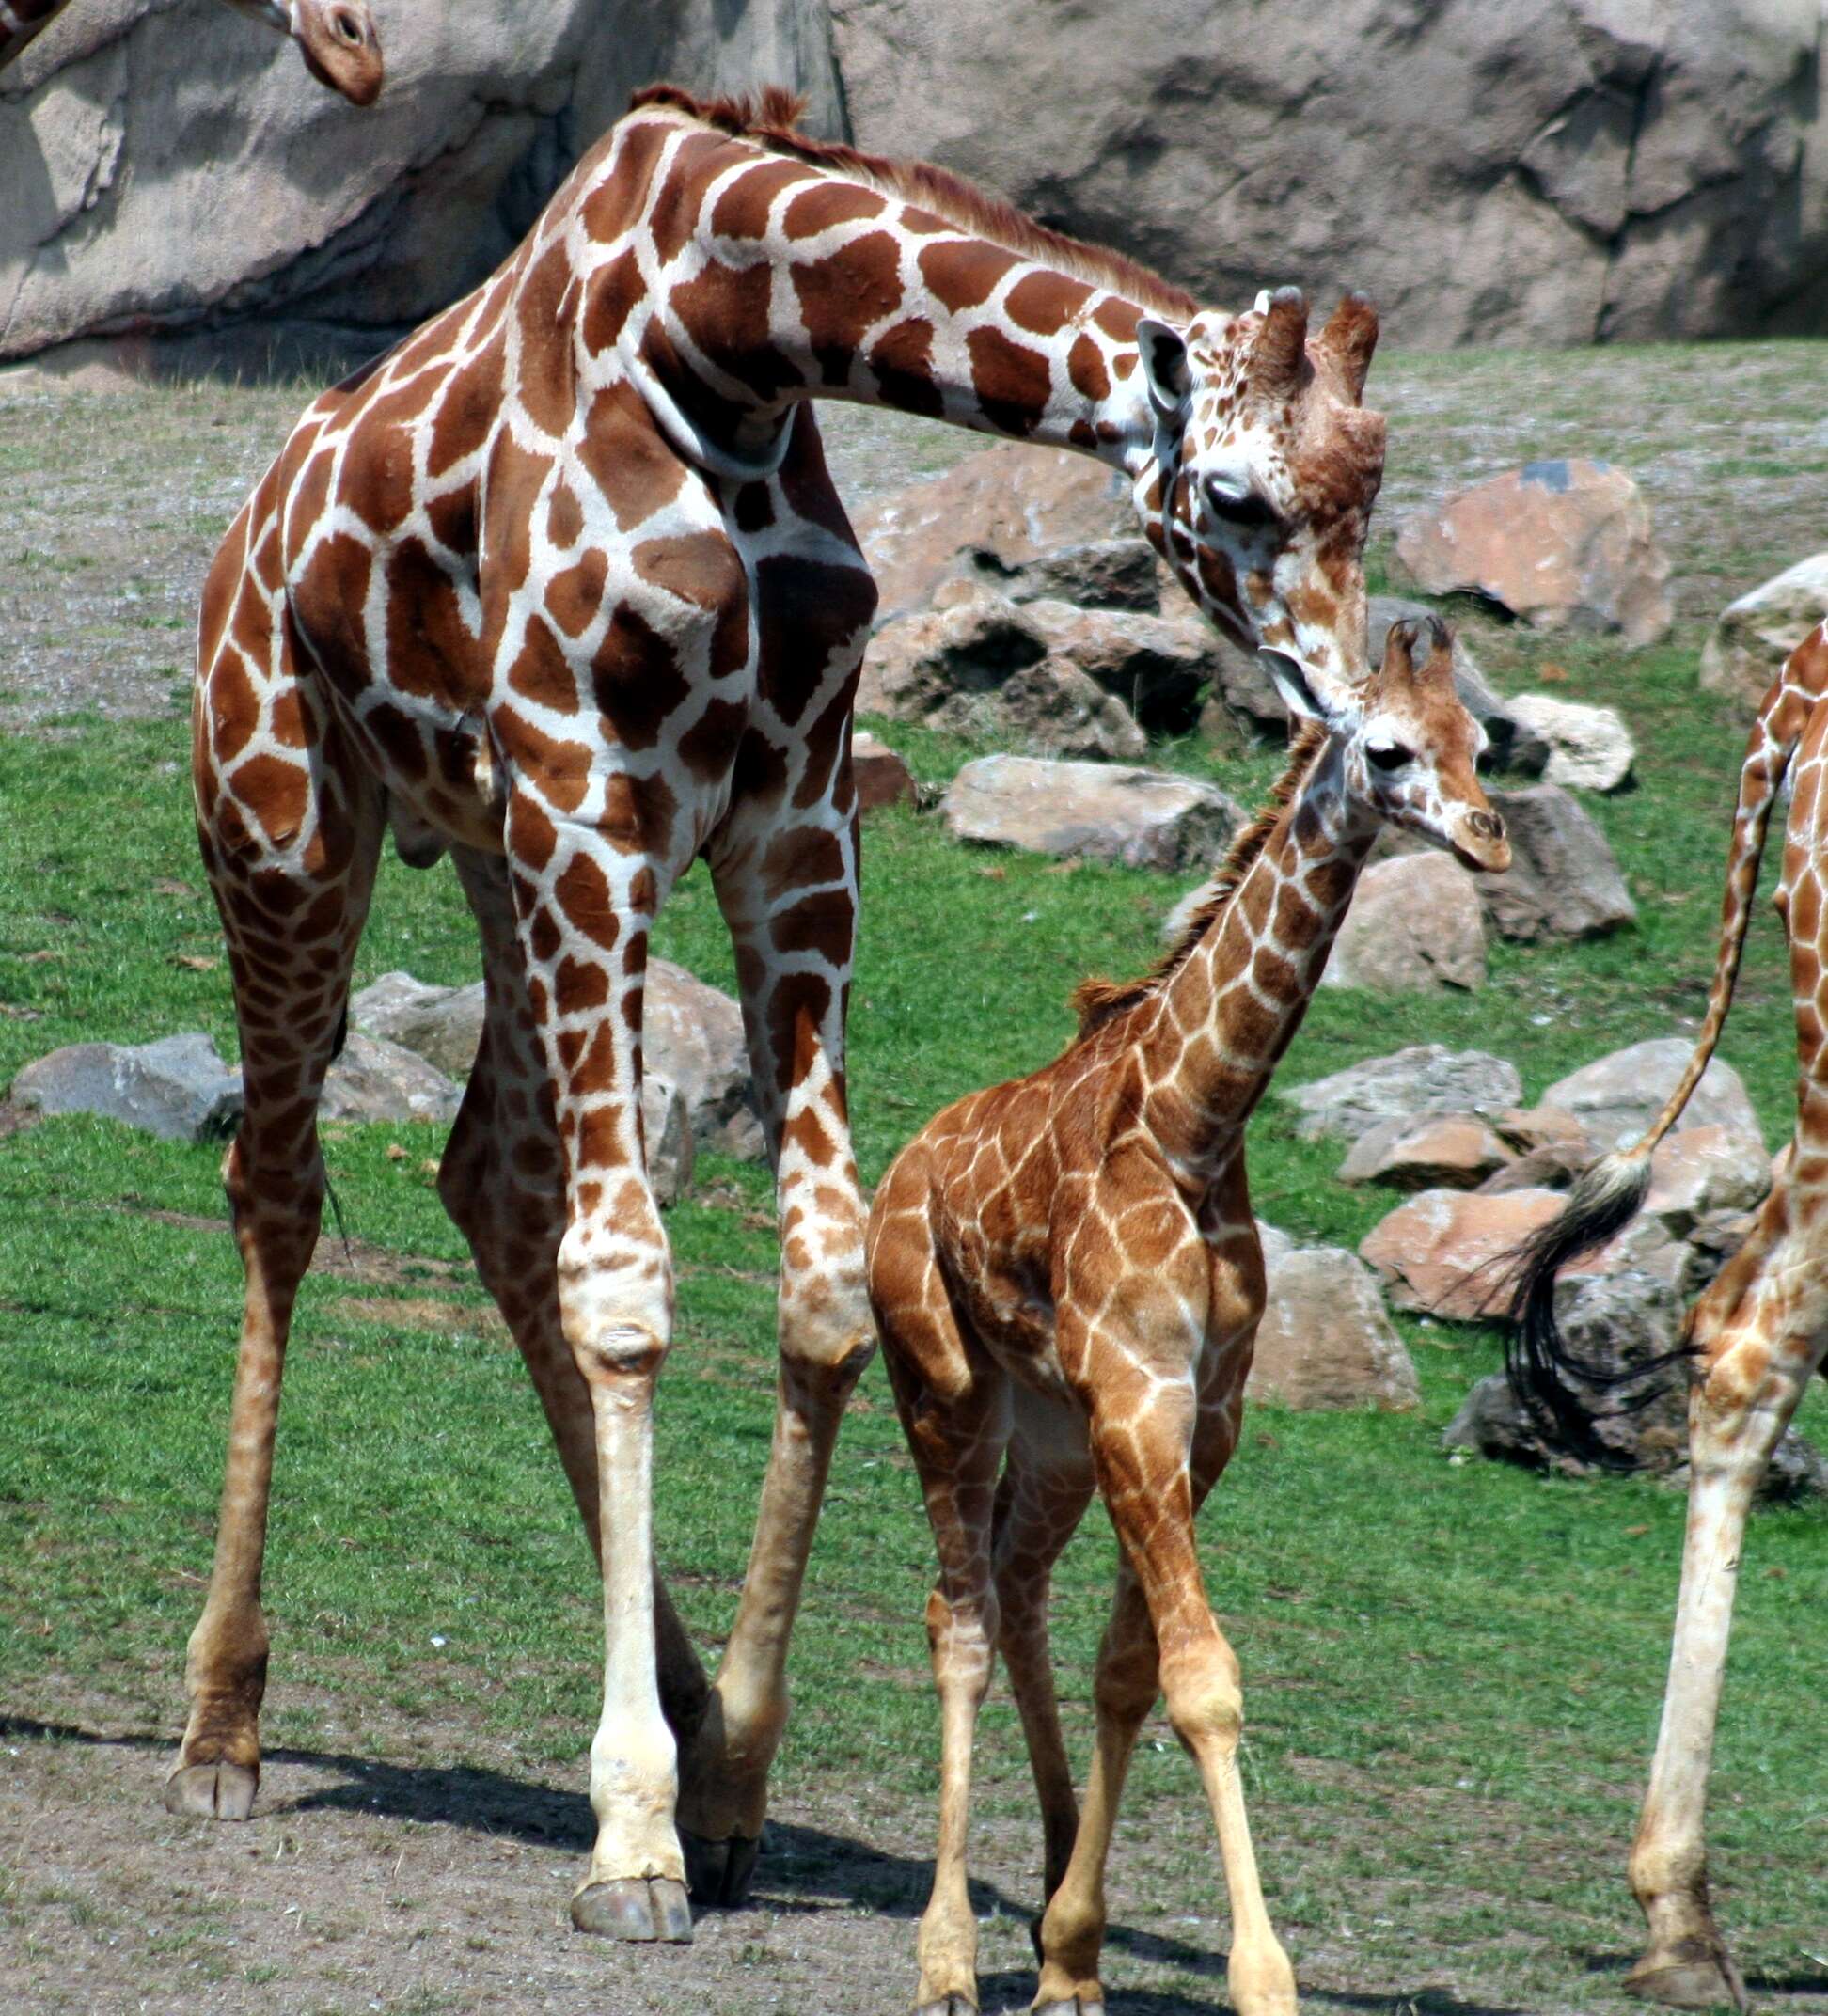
[0,0,382,103]
[179,82,1390,1943]
[1509,623,1828,2010]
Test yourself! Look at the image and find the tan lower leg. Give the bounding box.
[916,1585,996,2013]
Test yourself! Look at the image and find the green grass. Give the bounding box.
[4,346,1828,2011]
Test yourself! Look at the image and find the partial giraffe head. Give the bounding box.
[221,0,383,104]
[1136,288,1384,711]
[1276,613,1511,874]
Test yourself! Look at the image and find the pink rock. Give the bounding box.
[852,732,917,813]
[1491,1104,1592,1157]
[1395,459,1673,648]
[1358,1187,1564,1320]
[1321,852,1487,993]
[1641,1124,1772,1236]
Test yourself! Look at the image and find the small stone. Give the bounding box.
[1395,459,1674,647]
[852,732,917,812]
[1699,555,1828,715]
[1249,1245,1419,1410]
[1505,694,1635,792]
[1321,852,1487,993]
[942,755,1243,872]
[1282,1045,1522,1144]
[1541,1039,1761,1154]
[1338,1113,1516,1191]
[1358,1186,1564,1320]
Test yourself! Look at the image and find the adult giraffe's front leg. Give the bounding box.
[678,791,876,1902]
[508,793,693,1943]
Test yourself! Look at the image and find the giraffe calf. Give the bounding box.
[867,617,1510,2016]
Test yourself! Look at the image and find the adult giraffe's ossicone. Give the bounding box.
[0,0,383,105]
[175,82,1389,1944]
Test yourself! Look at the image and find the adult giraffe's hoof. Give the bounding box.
[682,1828,761,1907]
[1033,2001,1105,2016]
[571,1876,694,1943]
[1626,1943,1747,2012]
[163,1760,258,1820]
[914,1998,979,2016]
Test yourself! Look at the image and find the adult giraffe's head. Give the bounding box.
[1279,613,1510,874]
[222,0,383,104]
[1135,288,1385,717]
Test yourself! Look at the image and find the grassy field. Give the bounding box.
[1,344,1826,2016]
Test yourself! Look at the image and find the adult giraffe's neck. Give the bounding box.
[619,115,1163,483]
[1141,743,1380,1168]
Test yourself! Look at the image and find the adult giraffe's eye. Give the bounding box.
[1366,740,1411,772]
[1202,474,1280,531]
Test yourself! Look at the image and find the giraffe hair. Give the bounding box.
[1068,721,1330,1039]
[630,81,1201,324]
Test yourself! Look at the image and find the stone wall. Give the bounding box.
[2,0,1821,367]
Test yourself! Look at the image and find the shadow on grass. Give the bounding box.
[8,1712,1547,2015]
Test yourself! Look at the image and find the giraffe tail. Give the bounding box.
[1505,632,1828,1463]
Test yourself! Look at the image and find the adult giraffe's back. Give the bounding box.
[180,82,1390,1944]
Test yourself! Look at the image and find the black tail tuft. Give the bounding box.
[1503,1151,1688,1470]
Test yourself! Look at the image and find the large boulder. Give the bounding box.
[1699,556,1828,715]
[1541,1038,1762,1153]
[828,0,1828,349]
[942,756,1242,872]
[1359,1186,1564,1321]
[1320,852,1487,994]
[1282,1045,1522,1145]
[1505,695,1635,793]
[853,446,1135,624]
[318,1031,462,1126]
[0,1,843,369]
[1248,1245,1419,1411]
[1395,460,1673,646]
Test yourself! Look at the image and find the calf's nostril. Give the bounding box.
[1467,810,1504,843]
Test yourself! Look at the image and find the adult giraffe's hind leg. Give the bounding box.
[1625,1194,1827,2011]
[169,606,386,1821]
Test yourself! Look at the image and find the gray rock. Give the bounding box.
[1395,460,1674,646]
[995,538,1163,613]
[642,1073,695,1207]
[1443,1268,1826,1498]
[1338,1112,1516,1191]
[1477,784,1637,943]
[1248,1245,1418,1412]
[350,971,483,1079]
[1542,1039,1762,1154]
[1,0,843,366]
[352,959,764,1161]
[943,755,1242,872]
[1505,694,1636,793]
[1699,554,1828,716]
[10,1032,242,1144]
[1321,852,1487,994]
[1283,1045,1522,1144]
[1023,598,1216,738]
[318,1031,462,1126]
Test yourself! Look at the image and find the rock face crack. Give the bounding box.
[1594,52,1663,341]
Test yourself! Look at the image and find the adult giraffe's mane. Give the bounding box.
[630,82,1201,323]
[1068,722,1331,1040]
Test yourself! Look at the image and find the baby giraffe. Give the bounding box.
[866,617,1509,2016]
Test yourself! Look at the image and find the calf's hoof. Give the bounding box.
[1034,2000,1105,2016]
[164,1760,258,1820]
[571,1876,694,1943]
[915,1998,980,2016]
[682,1827,761,1907]
[1626,1942,1747,2012]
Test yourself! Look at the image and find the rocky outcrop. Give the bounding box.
[828,0,1828,350]
[942,755,1241,871]
[1699,555,1828,715]
[8,2,1823,368]
[1395,461,1673,646]
[0,0,843,367]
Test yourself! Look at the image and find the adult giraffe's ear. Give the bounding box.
[1136,319,1190,423]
